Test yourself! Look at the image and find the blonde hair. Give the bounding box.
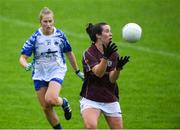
[39,7,54,21]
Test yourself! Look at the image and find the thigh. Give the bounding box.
[81,108,101,128]
[79,98,102,128]
[105,116,123,129]
[36,87,49,108]
[46,81,61,99]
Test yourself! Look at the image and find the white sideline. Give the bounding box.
[1,15,179,60]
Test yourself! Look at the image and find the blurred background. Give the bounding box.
[0,0,179,129]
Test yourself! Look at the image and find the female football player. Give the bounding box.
[79,22,130,129]
[19,7,84,129]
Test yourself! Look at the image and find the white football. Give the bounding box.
[122,23,142,43]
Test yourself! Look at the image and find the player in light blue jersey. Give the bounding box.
[19,7,84,129]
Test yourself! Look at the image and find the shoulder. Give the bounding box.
[83,45,97,59]
[55,28,66,37]
[33,29,41,36]
[86,44,96,53]
[84,46,94,56]
[30,29,41,39]
[26,29,41,43]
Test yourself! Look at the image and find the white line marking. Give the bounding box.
[119,43,180,59]
[1,15,179,59]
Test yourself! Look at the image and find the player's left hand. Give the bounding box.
[116,56,130,70]
[75,70,84,81]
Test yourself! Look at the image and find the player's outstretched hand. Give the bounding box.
[116,56,130,70]
[103,42,118,60]
[75,70,84,81]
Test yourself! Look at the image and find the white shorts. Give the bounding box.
[80,97,122,117]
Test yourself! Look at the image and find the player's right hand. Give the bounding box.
[103,42,118,59]
[25,63,32,71]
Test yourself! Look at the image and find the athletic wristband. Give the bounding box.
[75,69,80,74]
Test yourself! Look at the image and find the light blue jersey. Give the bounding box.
[21,27,71,82]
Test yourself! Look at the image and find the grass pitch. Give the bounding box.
[0,0,179,129]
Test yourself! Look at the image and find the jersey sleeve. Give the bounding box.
[62,33,72,53]
[82,50,99,72]
[21,32,36,57]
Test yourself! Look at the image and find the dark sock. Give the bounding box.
[53,123,62,130]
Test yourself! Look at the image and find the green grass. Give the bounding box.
[0,0,180,129]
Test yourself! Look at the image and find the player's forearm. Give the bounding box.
[109,69,120,83]
[19,55,29,68]
[66,51,79,72]
[92,58,108,78]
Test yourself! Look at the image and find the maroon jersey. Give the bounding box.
[80,44,120,102]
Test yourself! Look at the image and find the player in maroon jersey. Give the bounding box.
[79,22,130,129]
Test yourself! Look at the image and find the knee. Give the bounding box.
[84,121,97,129]
[45,96,59,106]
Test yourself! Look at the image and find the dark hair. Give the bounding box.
[86,22,107,42]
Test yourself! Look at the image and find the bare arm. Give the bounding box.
[65,51,79,72]
[66,51,84,80]
[92,58,108,78]
[92,42,118,78]
[19,54,29,68]
[109,56,130,83]
[109,68,120,83]
[92,58,121,81]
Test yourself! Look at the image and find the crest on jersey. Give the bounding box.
[107,60,112,67]
[54,38,60,46]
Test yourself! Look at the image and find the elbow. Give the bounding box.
[110,79,116,83]
[19,55,28,67]
[19,56,22,64]
[96,73,104,78]
[93,70,104,78]
[92,67,106,78]
[94,70,106,78]
[19,55,24,64]
[19,56,24,67]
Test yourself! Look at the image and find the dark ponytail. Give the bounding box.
[86,23,95,42]
[86,22,107,43]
